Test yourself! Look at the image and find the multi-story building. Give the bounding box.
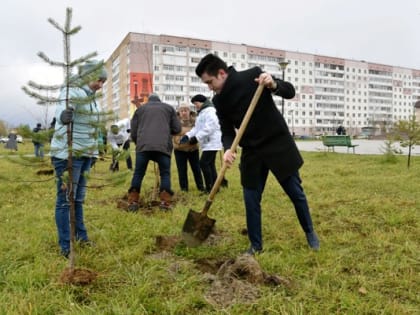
[101,32,420,136]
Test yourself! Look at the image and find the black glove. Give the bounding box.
[189,136,198,145]
[60,108,74,125]
[179,135,189,144]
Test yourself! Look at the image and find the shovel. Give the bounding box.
[150,161,161,206]
[182,83,265,247]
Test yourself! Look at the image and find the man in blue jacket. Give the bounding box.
[195,54,320,254]
[50,60,107,258]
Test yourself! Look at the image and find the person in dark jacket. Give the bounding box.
[127,93,181,211]
[32,123,44,158]
[5,131,18,151]
[195,53,320,254]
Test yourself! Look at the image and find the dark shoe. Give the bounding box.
[128,203,139,212]
[200,189,211,196]
[79,240,96,248]
[306,231,320,250]
[61,249,70,259]
[244,246,263,256]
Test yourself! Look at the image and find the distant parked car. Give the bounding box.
[0,135,23,143]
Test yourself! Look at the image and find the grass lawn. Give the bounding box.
[0,142,418,314]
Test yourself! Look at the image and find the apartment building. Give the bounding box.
[101,32,420,136]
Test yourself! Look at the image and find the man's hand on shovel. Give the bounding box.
[223,149,237,168]
[255,72,277,90]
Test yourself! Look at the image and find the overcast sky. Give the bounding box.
[1,0,419,128]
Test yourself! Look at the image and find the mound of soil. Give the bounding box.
[197,255,292,308]
[153,233,291,308]
[60,267,97,285]
[155,235,182,251]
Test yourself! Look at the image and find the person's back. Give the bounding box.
[131,94,180,155]
[5,132,18,151]
[32,123,44,157]
[127,93,181,211]
[32,123,43,142]
[33,124,42,134]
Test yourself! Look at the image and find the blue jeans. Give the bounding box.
[174,149,204,191]
[34,143,44,158]
[52,157,92,253]
[130,151,172,193]
[243,170,314,251]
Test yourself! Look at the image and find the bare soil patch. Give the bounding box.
[152,234,292,308]
[60,267,98,285]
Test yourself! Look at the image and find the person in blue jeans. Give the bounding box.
[195,54,320,255]
[32,123,45,158]
[128,93,181,211]
[50,60,107,257]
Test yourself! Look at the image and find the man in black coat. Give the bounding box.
[195,54,320,254]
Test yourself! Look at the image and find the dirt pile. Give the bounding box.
[60,267,97,285]
[152,235,291,308]
[199,255,291,308]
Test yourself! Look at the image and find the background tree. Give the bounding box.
[0,120,8,136]
[389,114,420,169]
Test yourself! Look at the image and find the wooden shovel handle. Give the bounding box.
[201,83,265,216]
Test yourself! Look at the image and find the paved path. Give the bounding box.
[296,139,420,156]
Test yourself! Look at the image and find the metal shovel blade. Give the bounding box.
[182,209,216,247]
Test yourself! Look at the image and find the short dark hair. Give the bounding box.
[191,94,207,103]
[195,54,228,77]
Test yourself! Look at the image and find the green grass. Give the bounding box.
[0,142,419,314]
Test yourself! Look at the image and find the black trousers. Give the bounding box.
[199,150,218,192]
[174,149,204,191]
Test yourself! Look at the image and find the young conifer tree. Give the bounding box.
[390,113,420,169]
[22,7,114,276]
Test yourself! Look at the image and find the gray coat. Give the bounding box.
[130,97,181,156]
